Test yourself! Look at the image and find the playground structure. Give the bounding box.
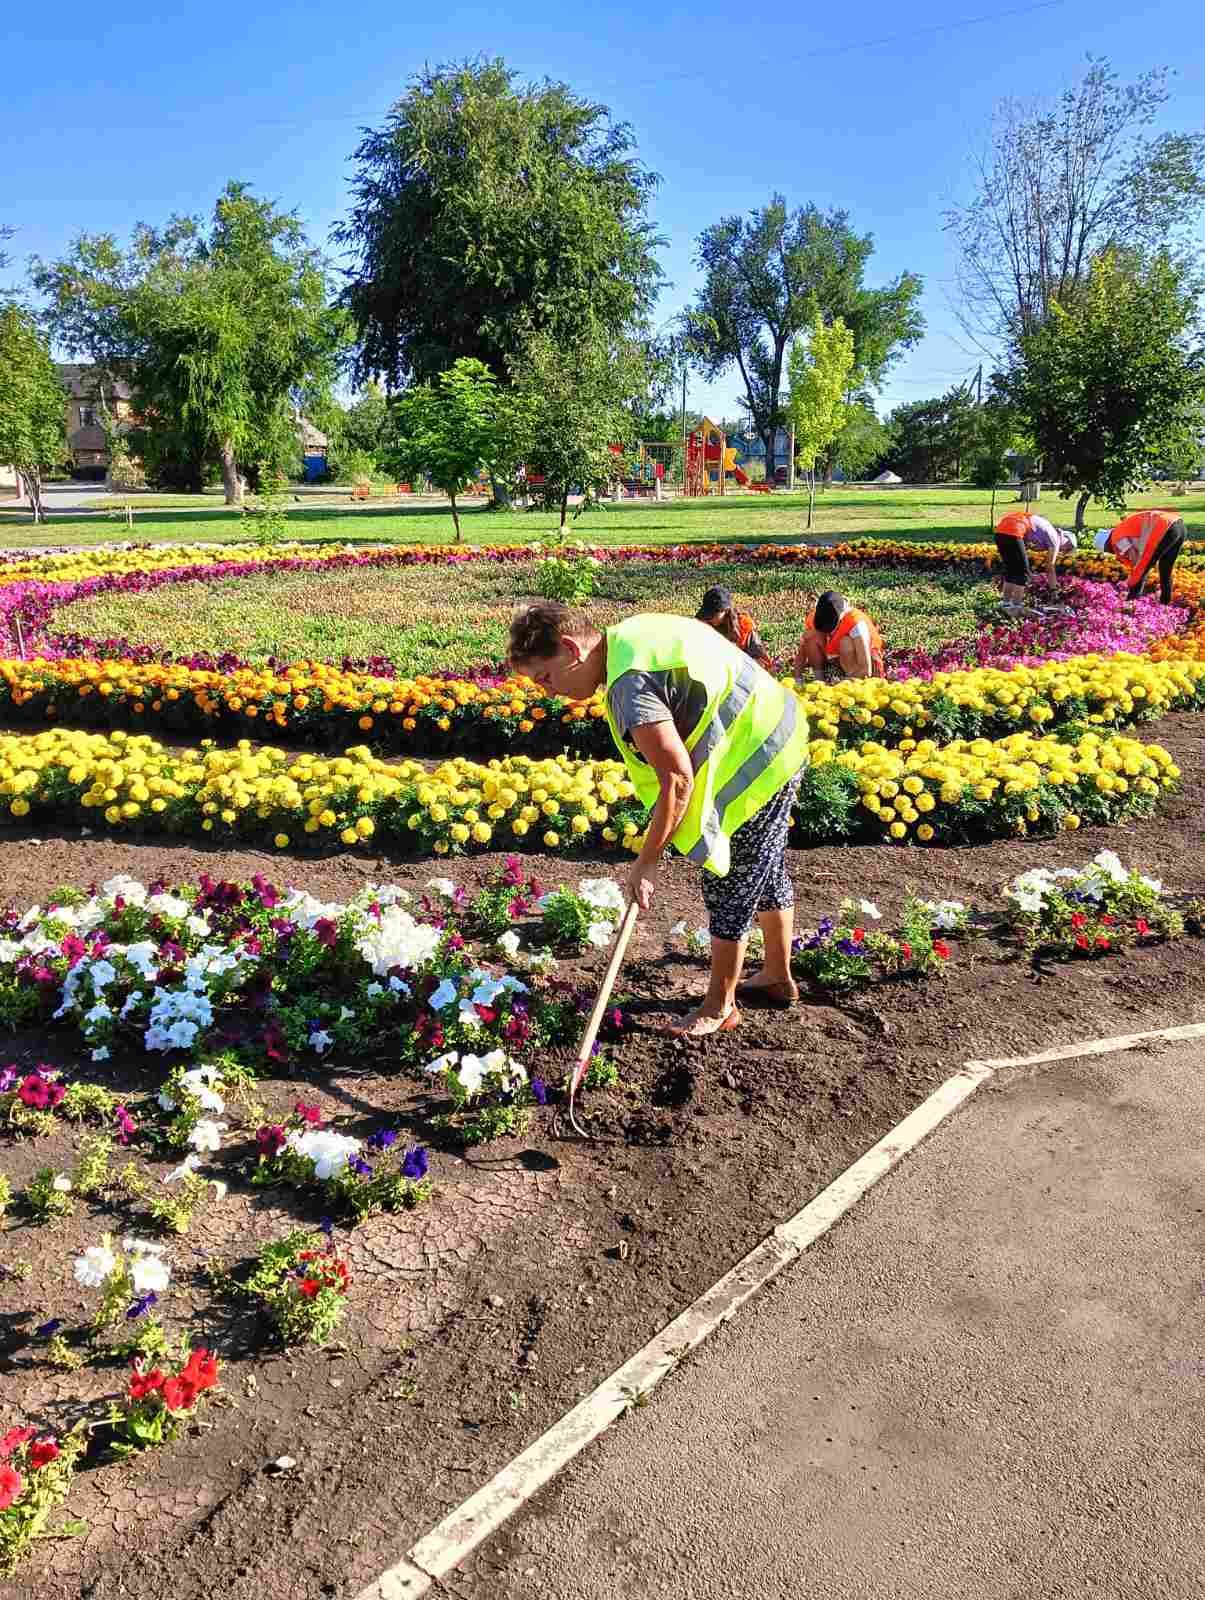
[684,419,771,496]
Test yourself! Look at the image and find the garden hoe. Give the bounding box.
[565,898,640,1139]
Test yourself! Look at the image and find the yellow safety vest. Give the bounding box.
[604,615,809,876]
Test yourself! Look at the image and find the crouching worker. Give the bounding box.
[508,602,810,1037]
[994,510,1076,607]
[1095,510,1187,604]
[794,591,884,681]
[696,585,769,661]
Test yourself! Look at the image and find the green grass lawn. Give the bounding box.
[62,554,1000,675]
[4,486,1203,552]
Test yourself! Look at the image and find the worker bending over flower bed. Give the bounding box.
[508,601,810,1039]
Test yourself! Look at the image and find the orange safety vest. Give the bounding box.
[807,606,885,676]
[1107,510,1178,572]
[995,511,1036,539]
[735,612,756,650]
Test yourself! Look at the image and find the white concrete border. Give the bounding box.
[352,1020,1205,1600]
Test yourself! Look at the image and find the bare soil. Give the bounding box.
[1,711,1202,1599]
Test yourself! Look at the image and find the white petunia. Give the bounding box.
[426,878,458,901]
[457,1054,486,1095]
[91,1046,111,1062]
[74,1243,118,1288]
[209,1180,228,1202]
[365,982,384,999]
[52,1174,73,1193]
[497,930,521,960]
[309,1029,333,1054]
[287,1127,362,1181]
[424,1050,459,1077]
[339,1006,354,1021]
[146,893,190,919]
[88,960,118,991]
[187,1119,227,1154]
[122,1236,167,1257]
[857,900,882,921]
[586,922,614,948]
[130,1253,172,1294]
[578,878,625,914]
[101,874,148,907]
[164,1155,201,1184]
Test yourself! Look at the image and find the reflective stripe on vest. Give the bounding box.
[604,615,810,877]
[1110,511,1177,572]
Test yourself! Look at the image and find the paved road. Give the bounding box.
[456,1039,1205,1599]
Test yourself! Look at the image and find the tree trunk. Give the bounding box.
[220,441,244,507]
[488,470,511,511]
[449,492,462,542]
[19,468,44,524]
[807,469,815,530]
[763,430,775,484]
[1074,490,1090,530]
[560,491,569,528]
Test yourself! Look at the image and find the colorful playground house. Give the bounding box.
[624,419,769,497]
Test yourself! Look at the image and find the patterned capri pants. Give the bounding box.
[702,772,802,942]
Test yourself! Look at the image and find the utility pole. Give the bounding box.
[975,364,983,405]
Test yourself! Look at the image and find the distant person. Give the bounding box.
[1094,510,1187,604]
[696,586,769,662]
[994,510,1077,608]
[794,591,884,681]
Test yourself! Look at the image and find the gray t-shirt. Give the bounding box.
[607,666,709,747]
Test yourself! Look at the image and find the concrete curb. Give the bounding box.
[351,1019,1205,1598]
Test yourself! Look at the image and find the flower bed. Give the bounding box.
[0,724,1181,856]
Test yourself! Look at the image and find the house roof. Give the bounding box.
[298,417,328,450]
[57,363,134,401]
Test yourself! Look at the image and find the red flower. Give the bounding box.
[1135,918,1150,936]
[851,927,866,942]
[128,1366,166,1400]
[29,1438,60,1470]
[299,1277,320,1298]
[1075,934,1089,950]
[162,1375,198,1414]
[1070,912,1087,930]
[899,942,912,960]
[181,1349,219,1393]
[294,1101,323,1125]
[0,1464,23,1510]
[932,940,951,960]
[18,1074,52,1109]
[1095,935,1111,949]
[1100,914,1115,925]
[0,1425,36,1460]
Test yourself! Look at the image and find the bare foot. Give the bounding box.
[666,1006,741,1039]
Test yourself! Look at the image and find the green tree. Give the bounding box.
[830,399,894,481]
[0,304,68,522]
[881,384,983,482]
[510,330,645,526]
[686,198,923,478]
[1007,249,1205,526]
[33,184,345,503]
[787,316,854,527]
[336,57,661,397]
[948,58,1205,342]
[385,359,530,540]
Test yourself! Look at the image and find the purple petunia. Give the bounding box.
[401,1146,429,1181]
[531,1077,548,1106]
[126,1292,158,1321]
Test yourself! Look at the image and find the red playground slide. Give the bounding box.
[732,465,772,493]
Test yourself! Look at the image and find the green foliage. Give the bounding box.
[24,1168,75,1224]
[244,463,290,546]
[336,57,661,391]
[242,1231,351,1347]
[145,1172,216,1236]
[0,1425,88,1577]
[883,384,982,482]
[0,1172,10,1217]
[33,182,347,504]
[791,761,859,842]
[788,316,854,524]
[533,532,600,603]
[511,329,645,524]
[387,358,529,538]
[1009,249,1205,515]
[0,305,68,522]
[686,198,923,466]
[60,1082,118,1124]
[72,1134,113,1199]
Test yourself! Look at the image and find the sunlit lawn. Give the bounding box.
[4,486,1203,552]
[63,555,1001,675]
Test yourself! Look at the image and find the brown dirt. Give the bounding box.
[0,711,1202,1599]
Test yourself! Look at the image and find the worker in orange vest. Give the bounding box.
[696,585,769,662]
[794,591,885,681]
[994,510,1077,610]
[1094,510,1188,604]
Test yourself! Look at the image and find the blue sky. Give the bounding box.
[3,0,1202,421]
